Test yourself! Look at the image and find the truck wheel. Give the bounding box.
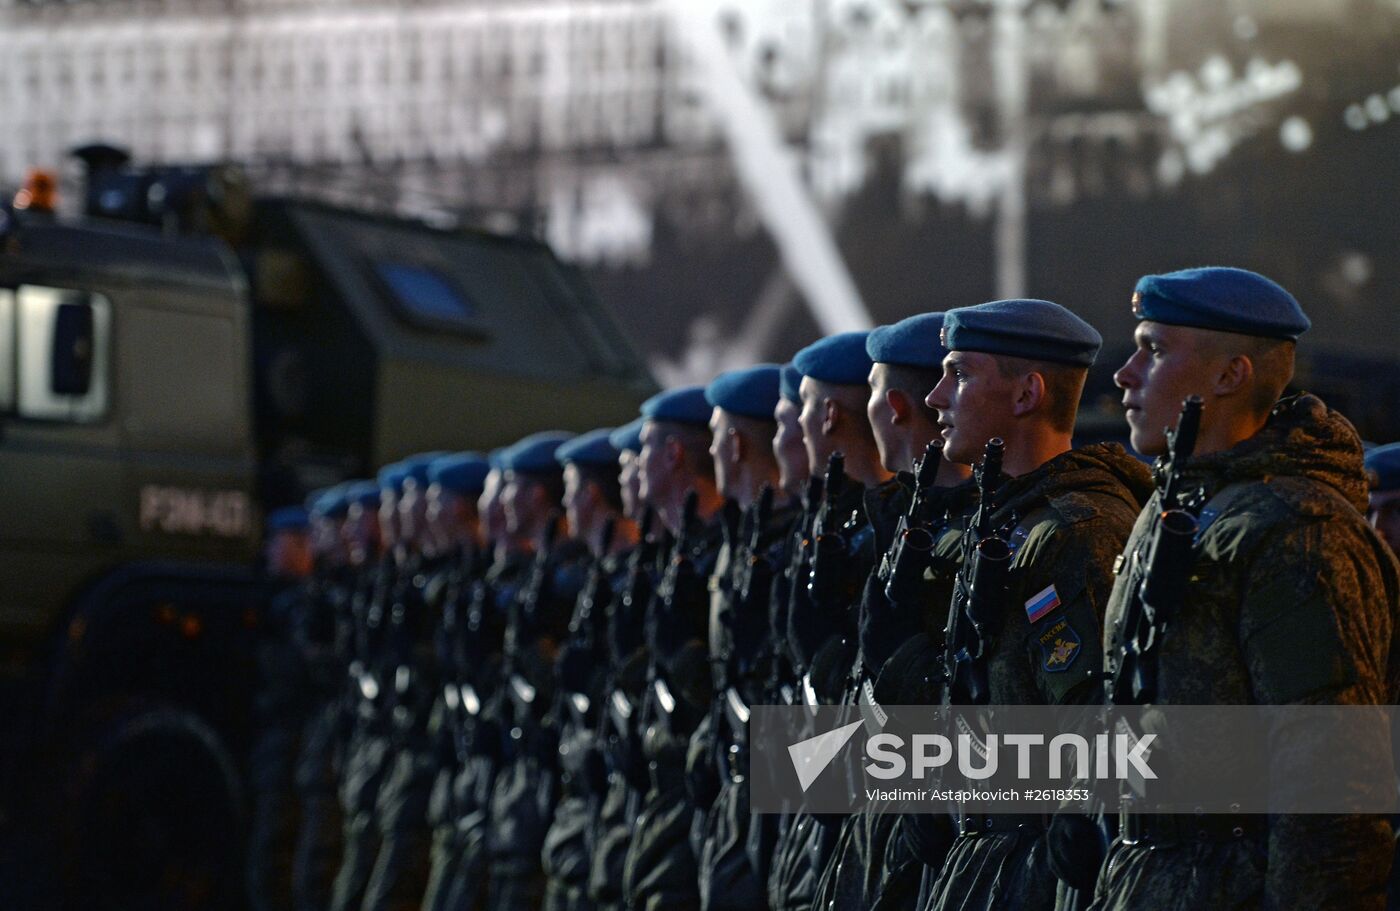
[56,698,246,911]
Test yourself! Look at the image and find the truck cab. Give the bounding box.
[0,154,654,909]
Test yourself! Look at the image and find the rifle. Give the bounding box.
[790,473,825,593]
[649,490,701,666]
[610,508,656,665]
[737,486,776,624]
[599,509,656,795]
[499,514,563,764]
[883,439,946,608]
[1111,396,1204,707]
[943,438,1011,706]
[808,452,867,613]
[558,518,615,732]
[1057,398,1207,874]
[807,453,847,597]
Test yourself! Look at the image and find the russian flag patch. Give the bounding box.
[1025,584,1061,624]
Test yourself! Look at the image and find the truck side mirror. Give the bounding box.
[51,298,95,396]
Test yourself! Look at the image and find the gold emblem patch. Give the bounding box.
[1037,617,1082,673]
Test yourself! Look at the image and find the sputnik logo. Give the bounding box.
[787,720,863,792]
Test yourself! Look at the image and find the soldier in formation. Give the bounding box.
[258,266,1398,911]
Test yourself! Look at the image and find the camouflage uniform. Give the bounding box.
[743,489,819,902]
[768,477,877,911]
[293,564,356,911]
[621,517,724,911]
[360,551,451,911]
[1090,394,1400,911]
[541,547,628,911]
[485,536,589,911]
[331,555,399,911]
[922,444,1152,911]
[812,476,978,911]
[697,496,799,911]
[421,550,522,911]
[588,528,666,911]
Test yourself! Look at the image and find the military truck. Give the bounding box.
[0,148,656,909]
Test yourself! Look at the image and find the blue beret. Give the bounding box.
[306,485,345,519]
[641,386,712,427]
[942,299,1101,367]
[399,451,449,488]
[343,481,382,510]
[427,452,491,496]
[487,448,509,470]
[499,431,575,473]
[1133,267,1309,340]
[557,428,622,468]
[608,417,645,454]
[377,461,411,492]
[779,363,802,404]
[706,364,782,420]
[793,331,873,385]
[266,505,310,533]
[866,312,949,370]
[1366,442,1400,493]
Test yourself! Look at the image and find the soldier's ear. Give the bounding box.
[1213,354,1255,400]
[530,483,553,514]
[821,397,840,436]
[1011,371,1046,418]
[664,434,685,470]
[886,388,911,425]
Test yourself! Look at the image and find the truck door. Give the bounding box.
[0,284,124,640]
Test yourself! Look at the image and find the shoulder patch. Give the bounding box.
[1037,616,1082,673]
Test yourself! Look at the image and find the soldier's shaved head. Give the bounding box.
[797,376,891,488]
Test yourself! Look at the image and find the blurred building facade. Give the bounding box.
[2,0,1398,436]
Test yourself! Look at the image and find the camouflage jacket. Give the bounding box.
[860,475,979,679]
[1099,393,1400,910]
[949,443,1153,706]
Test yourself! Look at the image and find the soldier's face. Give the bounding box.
[266,529,313,579]
[927,351,1016,466]
[797,377,834,473]
[866,363,899,471]
[427,486,478,550]
[562,463,595,539]
[378,491,399,548]
[772,397,808,493]
[1369,490,1400,556]
[638,420,668,508]
[425,484,447,542]
[709,407,741,499]
[617,450,640,520]
[310,515,343,564]
[501,472,536,536]
[343,502,381,564]
[1115,322,1213,457]
[398,479,427,546]
[478,469,508,542]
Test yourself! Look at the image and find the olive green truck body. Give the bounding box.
[0,195,654,906]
